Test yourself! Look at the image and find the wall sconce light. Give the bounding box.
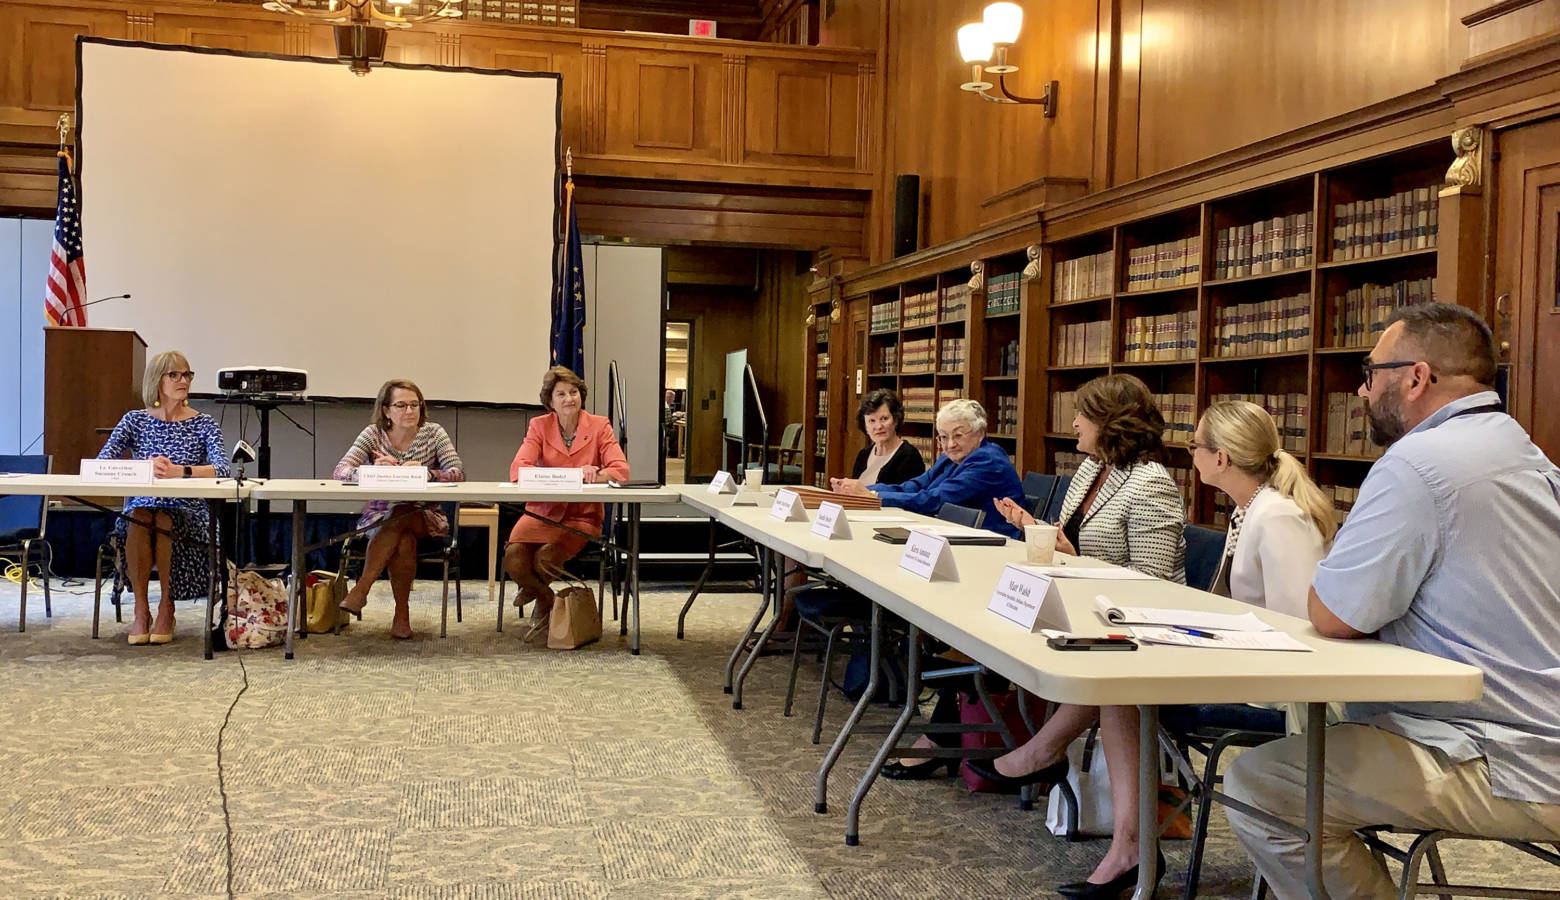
[958,2,1058,116]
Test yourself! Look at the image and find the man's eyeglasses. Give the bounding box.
[164,371,195,382]
[1361,359,1436,390]
[388,401,422,411]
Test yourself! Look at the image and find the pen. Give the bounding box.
[1171,626,1221,640]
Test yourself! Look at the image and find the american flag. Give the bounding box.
[45,153,87,327]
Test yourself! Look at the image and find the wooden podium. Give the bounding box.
[44,327,145,475]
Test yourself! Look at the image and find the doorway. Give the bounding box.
[1494,118,1560,459]
[663,320,692,484]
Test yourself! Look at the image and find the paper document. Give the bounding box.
[1019,563,1155,580]
[1129,627,1312,652]
[910,524,997,539]
[847,514,916,523]
[1093,595,1273,632]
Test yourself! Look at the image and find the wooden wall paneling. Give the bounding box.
[126,7,154,42]
[604,48,721,160]
[1016,257,1048,473]
[819,0,882,50]
[153,13,287,53]
[742,57,862,169]
[1461,0,1560,59]
[0,147,59,212]
[0,3,126,115]
[281,19,308,57]
[1132,0,1452,177]
[573,178,867,250]
[1112,0,1141,186]
[582,42,607,154]
[668,286,756,477]
[380,29,441,65]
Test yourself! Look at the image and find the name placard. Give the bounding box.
[358,465,429,490]
[811,501,852,539]
[987,564,1070,632]
[768,489,809,522]
[80,459,154,484]
[517,467,585,491]
[707,471,737,494]
[899,530,959,582]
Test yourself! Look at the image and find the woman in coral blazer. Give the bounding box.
[504,366,629,625]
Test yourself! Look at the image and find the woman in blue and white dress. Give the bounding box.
[98,350,229,645]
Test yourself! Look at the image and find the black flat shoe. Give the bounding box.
[881,757,958,780]
[962,756,1069,791]
[1057,850,1165,899]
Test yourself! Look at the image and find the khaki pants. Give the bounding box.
[1223,724,1560,900]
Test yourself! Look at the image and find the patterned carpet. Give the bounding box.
[0,575,1553,898]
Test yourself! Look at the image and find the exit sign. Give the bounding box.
[689,18,717,37]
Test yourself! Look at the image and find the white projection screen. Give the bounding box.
[78,39,559,403]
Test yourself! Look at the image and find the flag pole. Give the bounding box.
[56,113,72,169]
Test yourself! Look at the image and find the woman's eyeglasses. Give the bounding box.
[164,371,195,382]
[388,401,422,411]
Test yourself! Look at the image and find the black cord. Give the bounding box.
[216,652,249,900]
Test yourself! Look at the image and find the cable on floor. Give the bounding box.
[216,652,249,899]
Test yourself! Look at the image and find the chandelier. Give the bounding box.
[260,0,464,29]
[261,0,463,74]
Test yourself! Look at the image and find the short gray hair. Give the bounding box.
[142,350,189,407]
[935,398,987,434]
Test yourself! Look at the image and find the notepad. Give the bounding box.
[1093,595,1273,632]
[1129,627,1312,652]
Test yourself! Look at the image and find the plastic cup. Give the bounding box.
[1025,523,1058,564]
[744,466,765,489]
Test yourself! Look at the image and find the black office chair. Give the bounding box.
[1183,523,1226,593]
[1022,472,1059,518]
[1041,474,1073,522]
[337,501,464,637]
[0,454,54,631]
[934,502,985,529]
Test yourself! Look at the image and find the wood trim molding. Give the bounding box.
[855,61,873,170]
[839,210,1041,297]
[722,54,746,164]
[437,32,460,67]
[127,8,155,42]
[1462,0,1549,27]
[283,20,309,56]
[581,42,607,153]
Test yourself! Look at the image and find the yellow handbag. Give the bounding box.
[304,570,349,633]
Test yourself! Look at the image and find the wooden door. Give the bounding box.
[1495,119,1560,458]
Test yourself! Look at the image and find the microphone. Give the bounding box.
[75,293,131,310]
[231,440,257,466]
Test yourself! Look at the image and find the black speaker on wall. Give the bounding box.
[892,174,920,258]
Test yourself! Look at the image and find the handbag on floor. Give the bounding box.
[546,581,601,650]
[1045,729,1193,839]
[224,562,288,649]
[958,690,1047,793]
[304,570,349,634]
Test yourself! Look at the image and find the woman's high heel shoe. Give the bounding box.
[962,756,1069,791]
[127,631,150,646]
[1057,850,1166,899]
[339,595,366,620]
[148,614,175,645]
[881,757,959,780]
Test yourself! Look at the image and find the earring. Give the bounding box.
[153,399,160,408]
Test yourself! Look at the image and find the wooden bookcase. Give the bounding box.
[809,139,1454,526]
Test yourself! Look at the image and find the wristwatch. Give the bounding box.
[182,465,191,478]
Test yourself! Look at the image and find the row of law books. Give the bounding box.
[815,429,828,459]
[940,283,971,322]
[994,338,1020,376]
[907,435,937,464]
[1124,237,1201,291]
[1323,393,1387,458]
[1054,451,1089,478]
[901,338,936,373]
[870,300,901,333]
[938,386,965,409]
[1122,312,1198,361]
[940,337,967,373]
[1331,186,1439,261]
[992,395,1019,435]
[902,387,937,420]
[1213,212,1315,280]
[1051,391,1078,433]
[815,351,829,380]
[1056,320,1111,366]
[816,390,829,418]
[1320,484,1361,526]
[1167,465,1193,519]
[1054,249,1115,303]
[1211,293,1312,357]
[1332,278,1434,348]
[903,288,939,328]
[987,272,1023,315]
[1210,392,1310,453]
[1154,393,1196,445]
[875,344,898,374]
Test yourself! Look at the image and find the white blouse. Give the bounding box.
[1216,488,1327,619]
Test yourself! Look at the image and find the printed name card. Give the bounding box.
[899,531,959,582]
[707,471,738,494]
[80,459,154,484]
[358,465,429,490]
[811,501,852,539]
[768,489,809,522]
[987,564,1070,632]
[517,467,584,491]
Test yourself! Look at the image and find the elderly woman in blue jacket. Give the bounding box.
[833,398,1024,538]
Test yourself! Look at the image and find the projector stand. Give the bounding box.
[217,395,310,564]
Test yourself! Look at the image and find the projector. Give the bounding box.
[217,366,308,397]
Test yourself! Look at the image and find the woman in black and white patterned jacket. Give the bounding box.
[967,374,1188,898]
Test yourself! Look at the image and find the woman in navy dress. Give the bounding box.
[98,350,229,645]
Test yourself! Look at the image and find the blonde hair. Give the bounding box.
[142,350,190,407]
[1199,401,1337,542]
[373,379,427,430]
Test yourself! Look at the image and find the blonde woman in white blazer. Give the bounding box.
[970,374,1189,898]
